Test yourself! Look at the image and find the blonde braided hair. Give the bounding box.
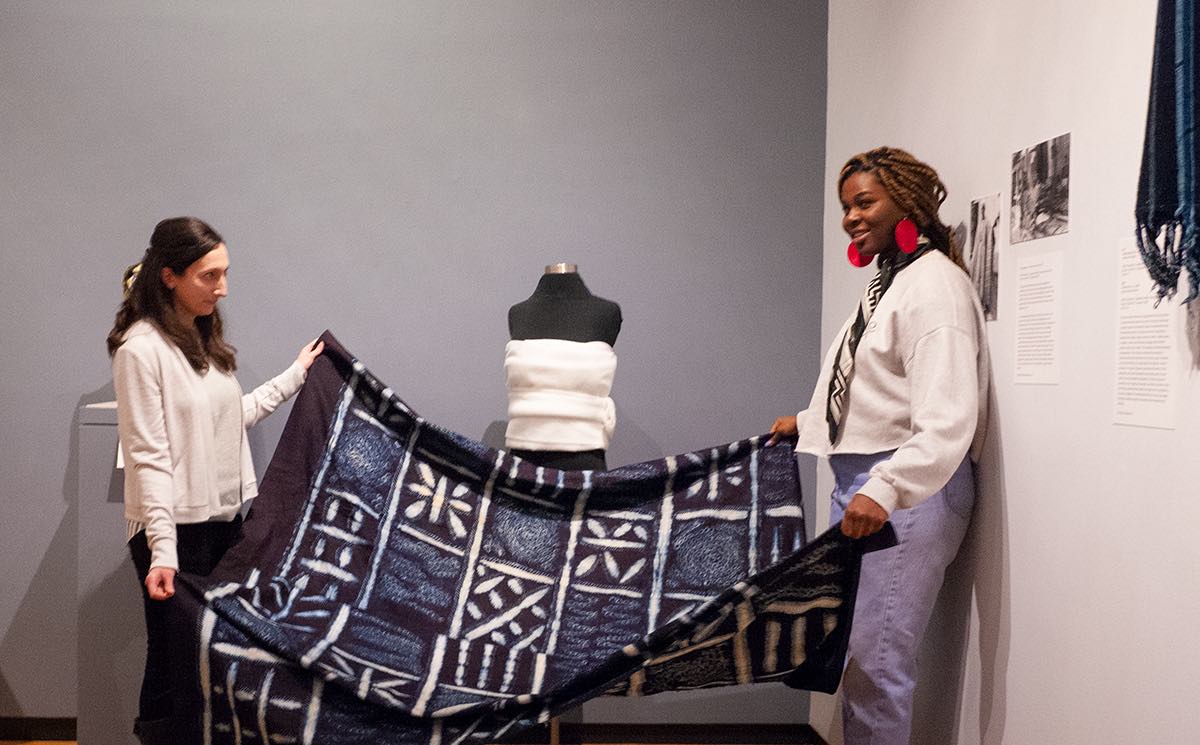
[838,147,966,271]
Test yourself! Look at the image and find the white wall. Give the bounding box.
[816,1,1199,742]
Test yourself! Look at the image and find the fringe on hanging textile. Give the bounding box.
[1135,0,1199,303]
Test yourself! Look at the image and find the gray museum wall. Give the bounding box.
[0,0,828,725]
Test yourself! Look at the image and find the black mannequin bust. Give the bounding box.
[508,264,622,346]
[506,264,621,471]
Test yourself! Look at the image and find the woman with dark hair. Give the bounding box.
[770,148,989,744]
[108,216,323,741]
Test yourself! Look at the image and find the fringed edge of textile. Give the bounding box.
[1136,219,1200,304]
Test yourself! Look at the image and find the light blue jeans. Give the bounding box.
[829,451,974,745]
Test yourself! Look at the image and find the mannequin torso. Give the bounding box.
[506,269,621,470]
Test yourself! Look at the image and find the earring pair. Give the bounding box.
[847,218,919,267]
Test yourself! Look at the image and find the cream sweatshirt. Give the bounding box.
[795,250,990,514]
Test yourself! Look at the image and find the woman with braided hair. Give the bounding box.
[108,216,323,743]
[769,147,989,743]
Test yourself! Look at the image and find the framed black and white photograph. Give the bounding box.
[968,193,1000,320]
[1010,133,1070,243]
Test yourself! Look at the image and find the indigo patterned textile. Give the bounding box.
[164,332,889,745]
[1136,0,1199,302]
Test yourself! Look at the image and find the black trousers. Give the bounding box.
[127,516,242,728]
[510,448,606,471]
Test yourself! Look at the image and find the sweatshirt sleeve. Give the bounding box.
[114,345,179,571]
[241,360,307,429]
[855,325,979,514]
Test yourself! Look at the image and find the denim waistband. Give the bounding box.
[829,450,896,494]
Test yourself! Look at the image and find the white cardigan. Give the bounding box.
[795,251,990,514]
[113,320,306,571]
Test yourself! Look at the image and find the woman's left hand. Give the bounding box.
[840,493,888,538]
[296,339,325,370]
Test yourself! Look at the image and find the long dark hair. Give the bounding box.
[107,217,237,372]
[838,146,967,271]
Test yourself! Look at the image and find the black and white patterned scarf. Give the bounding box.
[825,241,931,444]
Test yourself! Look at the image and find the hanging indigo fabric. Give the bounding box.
[157,332,891,745]
[1136,0,1199,302]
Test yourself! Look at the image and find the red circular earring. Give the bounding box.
[894,218,919,254]
[847,241,872,267]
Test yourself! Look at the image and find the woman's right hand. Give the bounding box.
[296,339,325,370]
[767,415,798,445]
[145,566,177,601]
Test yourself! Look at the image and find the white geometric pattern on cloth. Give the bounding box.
[175,335,884,745]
